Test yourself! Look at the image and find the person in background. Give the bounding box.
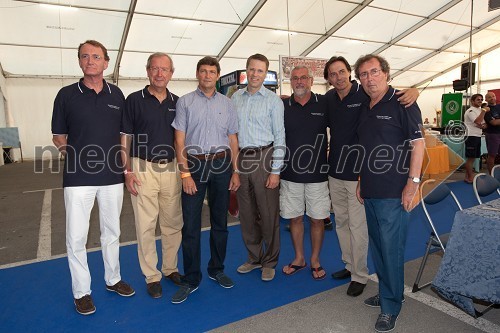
[463,94,486,183]
[171,56,240,304]
[484,92,500,173]
[52,40,134,316]
[324,55,419,297]
[121,52,183,299]
[354,54,424,333]
[280,65,330,280]
[232,54,285,282]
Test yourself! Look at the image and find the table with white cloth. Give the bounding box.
[432,198,500,317]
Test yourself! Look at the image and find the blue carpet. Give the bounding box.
[0,181,487,332]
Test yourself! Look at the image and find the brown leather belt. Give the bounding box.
[240,142,273,155]
[148,158,173,164]
[190,150,229,161]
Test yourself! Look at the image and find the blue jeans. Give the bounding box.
[181,156,232,287]
[364,198,409,316]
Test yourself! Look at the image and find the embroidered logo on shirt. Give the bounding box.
[347,103,362,108]
[108,104,120,110]
[376,115,392,120]
[168,108,176,112]
[311,112,324,116]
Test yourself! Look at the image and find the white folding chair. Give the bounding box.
[412,179,463,293]
[472,173,500,204]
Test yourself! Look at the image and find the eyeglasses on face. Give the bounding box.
[291,75,311,82]
[80,54,103,61]
[149,67,172,74]
[359,68,383,80]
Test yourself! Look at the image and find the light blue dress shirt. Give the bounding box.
[172,87,238,155]
[231,85,285,173]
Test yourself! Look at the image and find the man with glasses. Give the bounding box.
[463,94,487,183]
[120,53,183,299]
[52,40,134,316]
[280,66,330,280]
[354,54,424,333]
[171,56,240,304]
[324,56,418,298]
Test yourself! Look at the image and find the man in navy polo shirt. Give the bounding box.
[484,92,500,173]
[121,52,183,299]
[280,65,330,280]
[324,56,419,297]
[52,40,134,316]
[354,54,424,333]
[171,56,240,304]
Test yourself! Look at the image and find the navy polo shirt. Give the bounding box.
[121,86,178,161]
[52,79,125,187]
[326,80,368,181]
[484,104,500,134]
[357,86,423,199]
[281,93,328,183]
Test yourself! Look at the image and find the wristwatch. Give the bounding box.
[408,176,421,184]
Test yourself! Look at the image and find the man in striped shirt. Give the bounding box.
[232,54,286,282]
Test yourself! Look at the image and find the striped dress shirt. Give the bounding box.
[231,85,285,173]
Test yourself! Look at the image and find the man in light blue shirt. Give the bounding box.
[232,53,285,282]
[171,56,240,303]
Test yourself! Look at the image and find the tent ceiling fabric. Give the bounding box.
[0,0,499,88]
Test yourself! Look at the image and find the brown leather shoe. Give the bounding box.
[147,281,162,298]
[106,280,135,297]
[166,272,183,286]
[74,295,96,315]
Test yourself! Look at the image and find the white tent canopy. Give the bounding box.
[0,0,499,160]
[1,0,500,86]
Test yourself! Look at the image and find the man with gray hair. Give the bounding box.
[280,65,330,280]
[354,54,424,333]
[121,52,183,299]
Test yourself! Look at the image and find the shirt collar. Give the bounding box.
[379,86,396,104]
[77,78,111,94]
[196,87,217,98]
[332,80,359,101]
[289,92,318,106]
[243,84,267,96]
[141,85,174,101]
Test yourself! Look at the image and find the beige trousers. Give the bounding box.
[329,176,369,284]
[131,157,183,284]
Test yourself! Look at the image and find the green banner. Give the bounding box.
[441,93,462,127]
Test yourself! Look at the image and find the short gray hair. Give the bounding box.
[146,52,175,73]
[291,65,313,78]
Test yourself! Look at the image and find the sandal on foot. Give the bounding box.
[282,263,307,275]
[311,266,326,281]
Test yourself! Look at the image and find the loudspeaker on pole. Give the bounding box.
[460,62,476,85]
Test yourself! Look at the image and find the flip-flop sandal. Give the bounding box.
[282,263,307,275]
[311,266,326,281]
